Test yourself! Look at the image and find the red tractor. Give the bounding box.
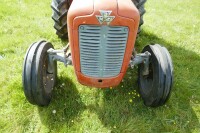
[23,0,173,107]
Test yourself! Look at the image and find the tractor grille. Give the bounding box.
[79,25,129,78]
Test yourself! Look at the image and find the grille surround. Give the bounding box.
[79,25,129,78]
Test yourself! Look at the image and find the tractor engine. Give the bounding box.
[67,0,140,88]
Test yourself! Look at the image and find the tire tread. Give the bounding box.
[132,0,147,34]
[51,0,70,39]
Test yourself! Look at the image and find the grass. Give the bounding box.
[0,0,200,132]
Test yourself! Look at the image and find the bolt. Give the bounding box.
[124,28,128,32]
[80,26,84,30]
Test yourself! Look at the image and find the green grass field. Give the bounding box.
[0,0,200,132]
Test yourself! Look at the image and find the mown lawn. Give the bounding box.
[0,0,200,132]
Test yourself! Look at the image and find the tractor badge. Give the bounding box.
[96,10,115,25]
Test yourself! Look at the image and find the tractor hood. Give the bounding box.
[68,0,140,30]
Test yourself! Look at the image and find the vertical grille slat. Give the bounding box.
[79,25,129,78]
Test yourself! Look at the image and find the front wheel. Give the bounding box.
[138,44,173,107]
[22,40,57,106]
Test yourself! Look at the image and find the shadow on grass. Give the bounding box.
[38,76,86,132]
[60,38,69,47]
[90,31,200,132]
[37,31,200,132]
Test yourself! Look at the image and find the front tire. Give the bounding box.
[138,44,173,107]
[22,40,57,106]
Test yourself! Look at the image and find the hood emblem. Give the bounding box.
[96,10,115,25]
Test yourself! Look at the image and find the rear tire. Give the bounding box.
[131,0,147,34]
[138,44,173,107]
[51,0,71,39]
[23,40,57,106]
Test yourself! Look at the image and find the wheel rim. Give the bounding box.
[140,60,154,95]
[143,62,153,85]
[42,55,54,94]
